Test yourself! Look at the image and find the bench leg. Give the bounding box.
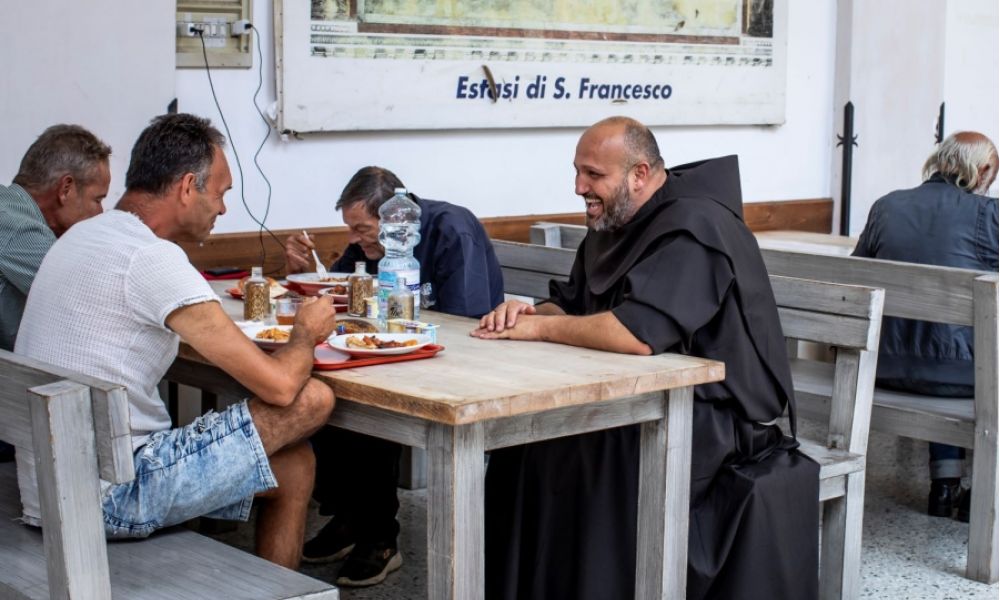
[399,446,427,490]
[967,425,999,582]
[820,471,864,600]
[968,277,999,583]
[29,380,112,599]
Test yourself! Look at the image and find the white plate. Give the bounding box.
[240,324,294,349]
[286,272,350,286]
[328,333,431,357]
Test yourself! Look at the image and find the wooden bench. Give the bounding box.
[0,349,339,600]
[492,239,885,600]
[529,222,1000,584]
[761,248,999,584]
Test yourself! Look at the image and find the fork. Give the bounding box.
[302,230,328,275]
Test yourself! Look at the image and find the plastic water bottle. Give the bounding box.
[377,188,421,329]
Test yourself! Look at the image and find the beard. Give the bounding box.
[586,177,635,232]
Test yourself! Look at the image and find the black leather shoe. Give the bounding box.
[927,479,961,518]
[956,487,971,523]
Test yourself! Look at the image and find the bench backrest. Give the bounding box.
[0,349,133,483]
[528,221,996,326]
[0,349,132,599]
[530,221,587,251]
[492,239,885,454]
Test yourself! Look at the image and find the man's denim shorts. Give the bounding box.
[102,400,277,539]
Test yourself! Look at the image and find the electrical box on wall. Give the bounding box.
[177,0,252,68]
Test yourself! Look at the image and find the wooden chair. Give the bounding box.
[0,349,339,600]
[492,239,885,599]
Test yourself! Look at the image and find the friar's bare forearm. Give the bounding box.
[534,311,651,355]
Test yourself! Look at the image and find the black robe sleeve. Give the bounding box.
[547,249,588,315]
[611,235,735,355]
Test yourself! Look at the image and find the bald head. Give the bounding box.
[922,131,998,194]
[574,117,667,232]
[584,116,664,172]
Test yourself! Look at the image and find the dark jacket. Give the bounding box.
[853,174,999,395]
[332,196,504,318]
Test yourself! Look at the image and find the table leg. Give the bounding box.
[635,386,694,600]
[427,422,485,600]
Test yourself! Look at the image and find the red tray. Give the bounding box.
[313,343,445,370]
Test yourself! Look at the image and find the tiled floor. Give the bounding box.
[210,423,999,599]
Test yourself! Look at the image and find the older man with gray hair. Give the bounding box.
[853,130,998,521]
[0,125,111,462]
[0,124,112,351]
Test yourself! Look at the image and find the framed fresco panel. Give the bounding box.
[276,0,786,132]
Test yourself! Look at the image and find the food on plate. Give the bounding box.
[319,284,349,295]
[318,276,348,284]
[238,275,287,299]
[255,327,291,342]
[345,335,418,350]
[338,319,379,334]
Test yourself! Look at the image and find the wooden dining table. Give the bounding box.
[167,281,725,600]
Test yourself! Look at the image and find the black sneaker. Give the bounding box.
[956,487,971,523]
[0,441,14,463]
[302,521,356,564]
[927,478,961,518]
[335,543,403,587]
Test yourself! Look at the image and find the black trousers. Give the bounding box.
[311,426,402,545]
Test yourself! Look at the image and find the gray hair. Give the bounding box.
[922,131,998,194]
[13,125,111,192]
[336,166,407,217]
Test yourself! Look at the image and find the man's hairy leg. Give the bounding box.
[250,378,335,455]
[255,441,315,569]
[248,378,335,568]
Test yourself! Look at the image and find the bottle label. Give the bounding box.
[378,269,421,323]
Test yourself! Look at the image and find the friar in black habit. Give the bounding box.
[471,116,820,600]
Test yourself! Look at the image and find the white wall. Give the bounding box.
[177,1,839,233]
[0,1,175,198]
[833,0,1000,235]
[6,1,992,236]
[944,0,999,198]
[833,0,948,235]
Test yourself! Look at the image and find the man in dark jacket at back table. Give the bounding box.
[853,131,998,521]
[284,165,504,587]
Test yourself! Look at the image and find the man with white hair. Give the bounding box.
[853,131,998,521]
